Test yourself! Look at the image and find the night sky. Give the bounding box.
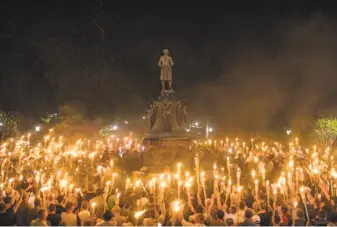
[1,0,337,132]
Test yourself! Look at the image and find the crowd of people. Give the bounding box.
[0,133,337,226]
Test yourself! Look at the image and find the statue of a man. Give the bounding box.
[158,49,174,90]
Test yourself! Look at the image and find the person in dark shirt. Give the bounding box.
[238,209,256,226]
[3,187,13,204]
[55,195,66,215]
[243,190,255,209]
[82,184,96,202]
[309,199,320,221]
[280,205,289,226]
[258,202,271,226]
[47,204,61,226]
[295,208,306,226]
[28,198,41,223]
[314,210,330,226]
[0,202,14,226]
[16,192,31,226]
[272,214,281,226]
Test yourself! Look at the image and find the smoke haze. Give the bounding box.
[186,13,337,132]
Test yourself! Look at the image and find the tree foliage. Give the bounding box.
[312,117,337,147]
[0,111,20,141]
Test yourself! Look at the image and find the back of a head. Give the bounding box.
[230,205,237,214]
[195,213,205,224]
[48,204,56,213]
[281,205,288,214]
[297,208,305,219]
[226,218,234,226]
[81,201,89,210]
[216,210,225,220]
[34,198,41,208]
[273,214,281,225]
[65,202,73,211]
[143,218,154,226]
[103,211,112,221]
[252,215,261,225]
[57,195,64,204]
[244,208,253,219]
[319,210,327,219]
[239,201,246,210]
[38,209,47,219]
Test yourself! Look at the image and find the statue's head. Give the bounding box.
[163,49,169,54]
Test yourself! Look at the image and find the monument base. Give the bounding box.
[142,136,192,171]
[143,86,190,171]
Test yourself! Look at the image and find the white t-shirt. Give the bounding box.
[61,212,77,226]
[78,210,91,226]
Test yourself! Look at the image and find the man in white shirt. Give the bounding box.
[30,209,49,226]
[61,202,77,226]
[78,201,91,226]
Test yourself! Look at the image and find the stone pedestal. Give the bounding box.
[145,90,188,138]
[142,90,191,170]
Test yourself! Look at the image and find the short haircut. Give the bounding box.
[81,201,89,210]
[38,209,47,218]
[103,211,112,221]
[217,210,225,220]
[48,204,56,212]
[273,214,281,224]
[143,218,154,226]
[57,195,64,203]
[34,198,41,207]
[230,205,237,214]
[226,218,234,225]
[239,201,246,210]
[281,205,288,214]
[65,202,73,211]
[297,208,305,218]
[244,208,253,219]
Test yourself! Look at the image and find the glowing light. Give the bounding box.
[135,210,146,219]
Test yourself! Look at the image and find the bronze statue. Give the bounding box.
[158,49,174,90]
